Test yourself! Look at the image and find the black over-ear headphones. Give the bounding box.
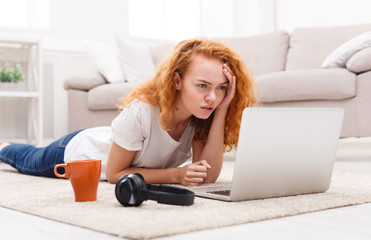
[115,173,195,207]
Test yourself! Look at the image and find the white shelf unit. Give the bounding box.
[0,36,43,145]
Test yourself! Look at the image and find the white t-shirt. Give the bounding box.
[64,100,195,180]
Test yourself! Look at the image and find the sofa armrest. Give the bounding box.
[346,47,371,74]
[64,71,107,91]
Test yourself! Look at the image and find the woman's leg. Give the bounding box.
[0,129,84,178]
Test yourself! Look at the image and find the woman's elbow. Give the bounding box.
[106,170,118,184]
[203,170,221,184]
[107,177,116,184]
[203,176,218,184]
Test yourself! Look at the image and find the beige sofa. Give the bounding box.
[64,24,371,138]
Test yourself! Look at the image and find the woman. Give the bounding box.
[0,39,258,186]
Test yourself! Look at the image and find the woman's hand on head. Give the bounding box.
[178,160,211,186]
[218,63,236,112]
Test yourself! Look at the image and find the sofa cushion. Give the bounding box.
[88,81,141,110]
[346,47,371,74]
[85,41,125,83]
[322,31,371,68]
[255,69,356,103]
[116,37,156,83]
[286,24,371,70]
[64,71,107,91]
[149,42,177,67]
[218,31,289,76]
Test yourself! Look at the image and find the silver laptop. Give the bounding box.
[192,107,344,201]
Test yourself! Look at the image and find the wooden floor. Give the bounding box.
[1,161,370,240]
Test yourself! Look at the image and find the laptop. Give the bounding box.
[192,107,344,201]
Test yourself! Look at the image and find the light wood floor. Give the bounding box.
[1,161,370,240]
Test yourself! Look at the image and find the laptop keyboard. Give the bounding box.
[207,190,231,196]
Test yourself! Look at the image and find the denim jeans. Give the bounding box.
[0,129,84,178]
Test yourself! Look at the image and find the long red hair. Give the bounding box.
[118,39,258,152]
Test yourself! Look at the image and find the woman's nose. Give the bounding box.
[205,90,216,102]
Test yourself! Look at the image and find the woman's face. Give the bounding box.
[175,54,229,120]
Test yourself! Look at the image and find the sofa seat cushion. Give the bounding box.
[88,81,141,110]
[256,69,356,103]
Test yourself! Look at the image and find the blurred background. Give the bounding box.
[0,0,370,143]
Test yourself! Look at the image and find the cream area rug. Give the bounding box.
[1,158,371,240]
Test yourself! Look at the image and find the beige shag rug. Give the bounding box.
[1,159,371,239]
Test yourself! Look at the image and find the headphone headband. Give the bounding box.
[145,184,194,206]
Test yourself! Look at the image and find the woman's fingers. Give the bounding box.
[185,176,205,183]
[188,164,207,172]
[223,63,233,78]
[181,160,211,185]
[194,159,211,168]
[218,63,236,111]
[230,76,236,97]
[187,170,207,178]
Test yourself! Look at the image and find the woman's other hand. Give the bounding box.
[178,160,211,186]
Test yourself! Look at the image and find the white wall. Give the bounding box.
[5,0,371,53]
[275,0,371,33]
[43,0,129,51]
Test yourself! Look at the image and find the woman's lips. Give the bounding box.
[201,106,214,113]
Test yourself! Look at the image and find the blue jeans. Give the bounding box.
[0,129,83,178]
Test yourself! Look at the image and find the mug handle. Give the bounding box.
[54,164,70,178]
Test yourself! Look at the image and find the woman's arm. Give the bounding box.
[106,142,177,184]
[193,64,236,183]
[106,141,210,185]
[192,109,227,183]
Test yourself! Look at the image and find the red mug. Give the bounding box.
[54,159,101,202]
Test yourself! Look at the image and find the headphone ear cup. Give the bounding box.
[115,173,147,207]
[115,174,134,207]
[135,172,145,181]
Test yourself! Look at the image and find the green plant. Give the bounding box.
[0,62,24,83]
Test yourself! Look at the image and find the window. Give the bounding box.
[129,0,249,40]
[0,0,50,30]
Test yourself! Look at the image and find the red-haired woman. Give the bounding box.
[0,39,258,186]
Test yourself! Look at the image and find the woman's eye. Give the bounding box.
[198,84,207,88]
[218,86,227,90]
